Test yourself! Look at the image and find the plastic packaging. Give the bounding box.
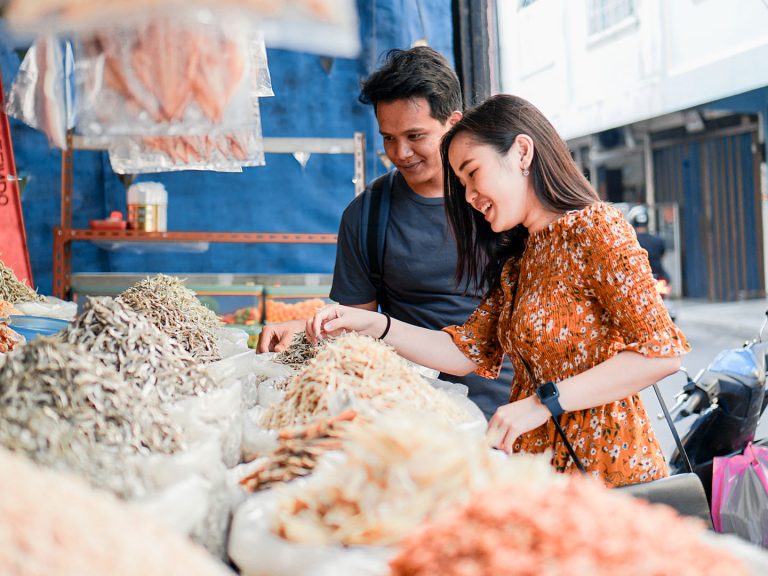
[229,487,393,576]
[74,18,270,137]
[13,295,78,320]
[712,442,768,547]
[5,35,74,149]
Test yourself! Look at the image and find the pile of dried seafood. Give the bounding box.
[0,337,182,496]
[273,331,327,369]
[272,411,556,546]
[0,260,44,303]
[390,478,745,576]
[118,274,221,363]
[59,297,217,402]
[240,410,357,491]
[0,323,19,353]
[261,333,467,429]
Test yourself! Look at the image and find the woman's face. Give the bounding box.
[448,132,529,233]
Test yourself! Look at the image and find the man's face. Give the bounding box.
[376,97,455,194]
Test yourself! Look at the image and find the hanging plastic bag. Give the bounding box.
[712,442,768,547]
[6,35,74,149]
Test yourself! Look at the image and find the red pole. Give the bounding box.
[0,75,35,289]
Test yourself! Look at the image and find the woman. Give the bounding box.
[307,94,689,487]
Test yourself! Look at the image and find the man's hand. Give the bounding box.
[256,319,305,353]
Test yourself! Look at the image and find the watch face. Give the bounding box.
[538,381,558,399]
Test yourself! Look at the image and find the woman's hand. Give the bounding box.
[306,304,385,343]
[486,396,550,453]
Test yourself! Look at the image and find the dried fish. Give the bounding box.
[272,411,557,546]
[240,409,357,491]
[59,296,217,402]
[119,274,221,363]
[273,331,328,369]
[261,333,468,430]
[0,260,44,303]
[0,336,182,497]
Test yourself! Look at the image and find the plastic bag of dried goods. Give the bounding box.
[129,436,230,559]
[5,36,74,150]
[206,349,257,382]
[242,406,278,461]
[74,18,264,137]
[108,128,266,174]
[13,296,78,320]
[133,474,210,536]
[226,458,267,511]
[254,352,296,379]
[258,377,287,408]
[0,447,234,576]
[168,380,244,468]
[240,372,260,410]
[429,381,489,436]
[218,326,250,353]
[228,488,393,576]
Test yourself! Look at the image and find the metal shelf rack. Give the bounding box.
[52,132,365,299]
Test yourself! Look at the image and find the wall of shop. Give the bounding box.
[0,0,454,295]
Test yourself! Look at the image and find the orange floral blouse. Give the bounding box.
[444,203,690,487]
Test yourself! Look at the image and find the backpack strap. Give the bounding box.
[360,170,396,302]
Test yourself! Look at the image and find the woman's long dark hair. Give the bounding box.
[441,94,600,295]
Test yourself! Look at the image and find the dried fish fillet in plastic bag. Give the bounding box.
[75,18,269,136]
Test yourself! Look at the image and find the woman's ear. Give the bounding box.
[515,134,535,170]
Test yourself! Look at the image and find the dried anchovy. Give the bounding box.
[0,337,182,497]
[274,331,327,369]
[119,274,221,363]
[59,296,217,402]
[261,333,467,430]
[0,259,44,303]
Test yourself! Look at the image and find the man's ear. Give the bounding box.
[447,110,463,127]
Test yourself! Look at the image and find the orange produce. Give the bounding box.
[265,298,327,323]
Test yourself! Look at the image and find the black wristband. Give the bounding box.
[378,312,391,340]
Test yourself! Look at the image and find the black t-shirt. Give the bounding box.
[635,231,668,281]
[330,172,511,418]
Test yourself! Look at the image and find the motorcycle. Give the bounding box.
[667,310,768,502]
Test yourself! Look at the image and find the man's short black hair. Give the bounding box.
[359,46,462,123]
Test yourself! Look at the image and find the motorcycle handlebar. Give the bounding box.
[678,389,709,418]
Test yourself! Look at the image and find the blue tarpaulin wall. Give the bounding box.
[0,0,454,295]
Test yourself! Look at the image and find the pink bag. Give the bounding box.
[712,442,768,547]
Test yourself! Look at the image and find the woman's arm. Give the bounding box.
[488,351,681,452]
[307,304,478,376]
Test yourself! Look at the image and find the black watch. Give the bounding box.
[536,381,564,418]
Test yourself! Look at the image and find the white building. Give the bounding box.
[497,0,768,301]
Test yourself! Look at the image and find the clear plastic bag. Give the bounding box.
[74,17,268,137]
[5,35,74,149]
[228,488,393,576]
[713,442,768,548]
[13,296,78,320]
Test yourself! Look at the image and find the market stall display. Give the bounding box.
[59,296,218,402]
[0,322,21,353]
[272,330,327,369]
[0,259,43,303]
[0,447,234,576]
[259,333,471,430]
[389,476,748,576]
[119,274,222,363]
[0,337,182,496]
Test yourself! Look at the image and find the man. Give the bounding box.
[630,207,669,282]
[258,46,510,419]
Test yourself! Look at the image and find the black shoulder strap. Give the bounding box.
[361,170,395,294]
